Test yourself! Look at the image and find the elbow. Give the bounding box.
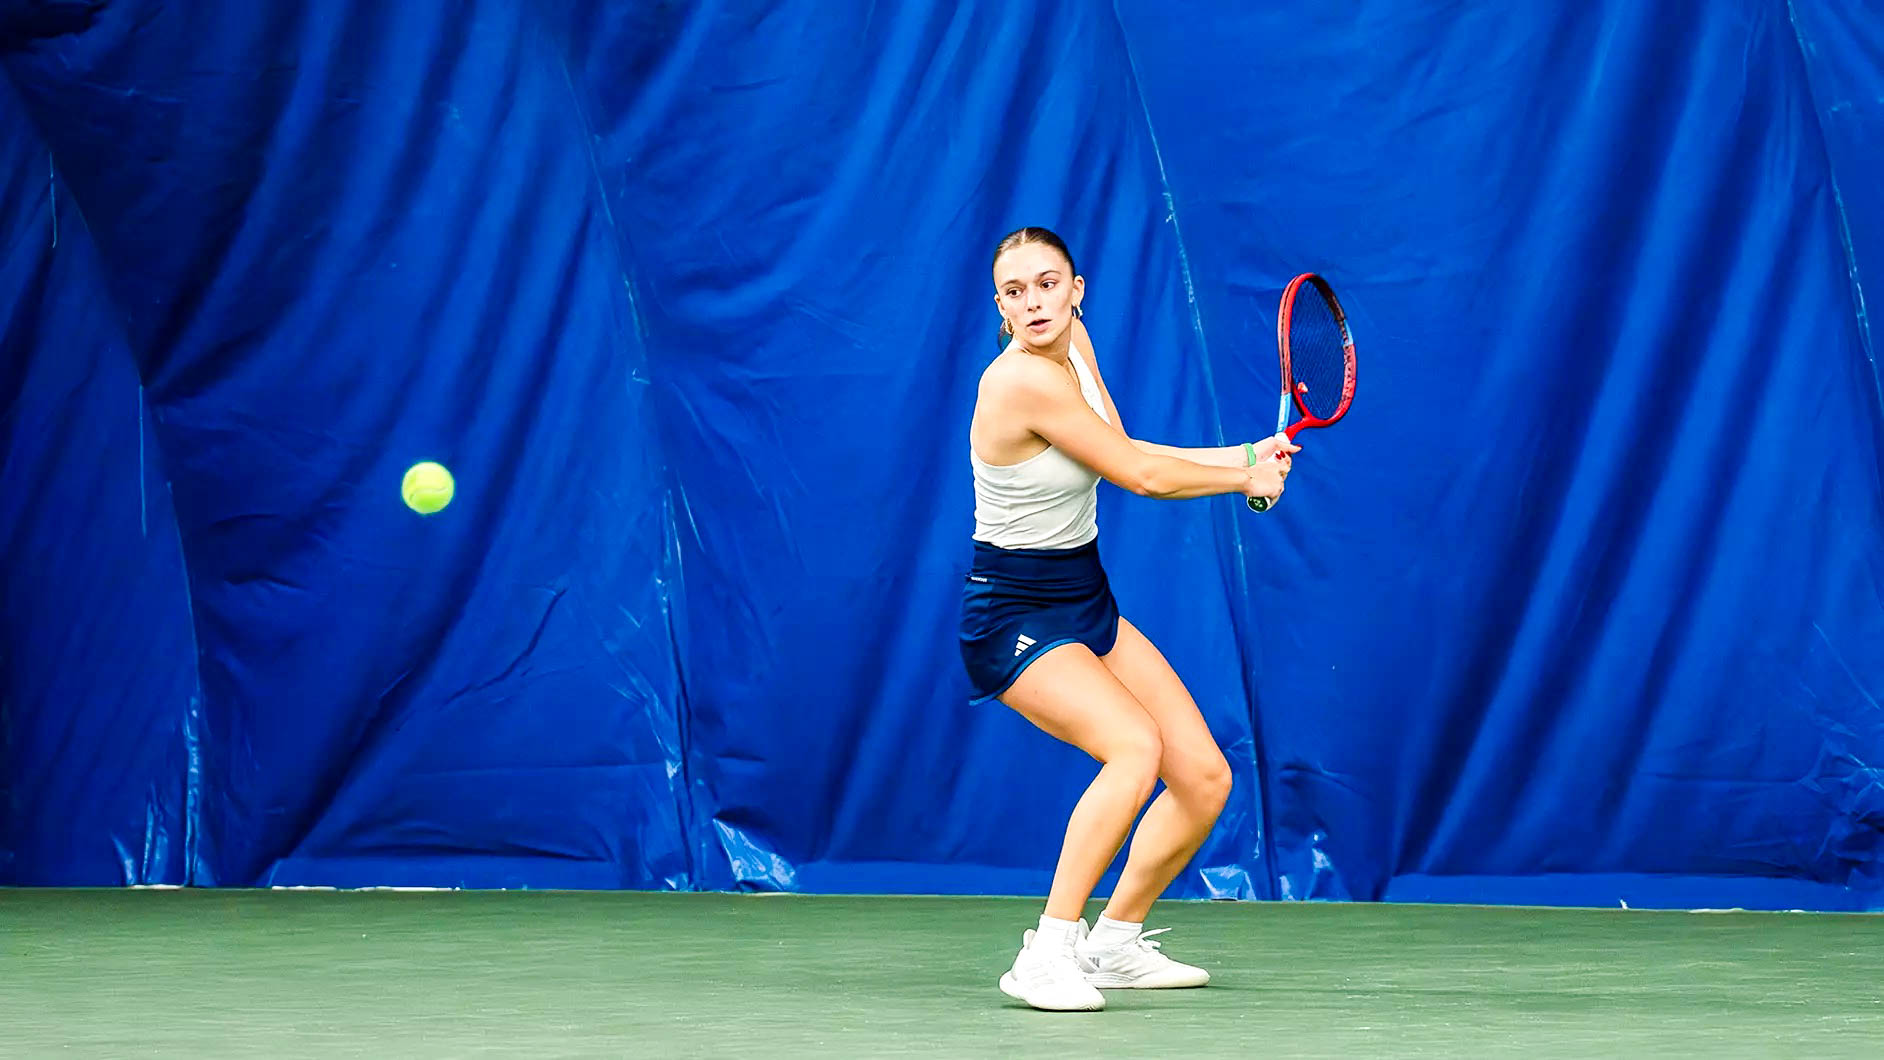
[1131,462,1175,499]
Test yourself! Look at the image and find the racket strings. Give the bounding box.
[1287,289,1351,421]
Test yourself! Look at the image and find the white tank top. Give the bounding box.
[971,345,1111,550]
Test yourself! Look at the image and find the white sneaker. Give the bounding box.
[999,926,1106,1011]
[1075,922,1211,989]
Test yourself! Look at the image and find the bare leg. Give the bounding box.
[997,642,1164,921]
[1096,618,1233,924]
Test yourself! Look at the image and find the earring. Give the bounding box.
[1001,319,1013,336]
[1073,304,1084,319]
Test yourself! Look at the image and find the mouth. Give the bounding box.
[1026,317,1052,333]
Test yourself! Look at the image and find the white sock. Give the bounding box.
[1031,915,1079,951]
[1084,914,1142,950]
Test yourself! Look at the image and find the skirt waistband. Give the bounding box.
[967,538,1106,596]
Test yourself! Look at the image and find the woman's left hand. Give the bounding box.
[1249,432,1301,463]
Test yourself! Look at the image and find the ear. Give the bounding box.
[1071,275,1085,310]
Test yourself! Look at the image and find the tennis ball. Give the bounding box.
[401,461,455,515]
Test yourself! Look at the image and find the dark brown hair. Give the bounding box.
[991,226,1077,278]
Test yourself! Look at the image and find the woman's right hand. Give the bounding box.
[1243,452,1291,503]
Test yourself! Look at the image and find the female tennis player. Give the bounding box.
[963,227,1295,1012]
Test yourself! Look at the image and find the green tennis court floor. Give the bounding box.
[2,890,1879,1057]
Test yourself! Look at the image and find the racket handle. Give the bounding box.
[1245,448,1287,513]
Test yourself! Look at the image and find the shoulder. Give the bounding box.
[1072,320,1106,373]
[981,349,1072,404]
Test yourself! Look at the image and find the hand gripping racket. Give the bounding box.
[1248,273,1357,512]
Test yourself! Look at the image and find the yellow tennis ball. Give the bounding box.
[401,461,454,515]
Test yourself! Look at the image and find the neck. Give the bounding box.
[1020,332,1073,363]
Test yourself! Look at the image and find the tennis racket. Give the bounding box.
[1248,272,1357,512]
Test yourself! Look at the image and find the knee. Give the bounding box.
[1102,724,1164,800]
[1175,752,1233,817]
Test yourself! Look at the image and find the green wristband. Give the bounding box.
[1243,441,1258,466]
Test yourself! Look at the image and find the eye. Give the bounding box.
[1042,280,1056,289]
[1005,288,1021,298]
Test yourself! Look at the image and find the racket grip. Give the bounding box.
[1244,447,1286,513]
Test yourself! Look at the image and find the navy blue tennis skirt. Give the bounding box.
[959,538,1121,704]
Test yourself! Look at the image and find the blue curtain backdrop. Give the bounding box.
[3,0,1880,909]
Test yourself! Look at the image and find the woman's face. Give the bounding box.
[993,243,1084,350]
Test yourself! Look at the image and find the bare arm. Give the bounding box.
[1004,358,1270,501]
[1071,319,1295,468]
[1134,436,1298,466]
[1131,440,1246,467]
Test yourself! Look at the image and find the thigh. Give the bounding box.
[1100,617,1224,773]
[999,642,1160,764]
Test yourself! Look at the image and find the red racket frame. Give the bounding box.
[1248,273,1357,512]
[1277,272,1357,434]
